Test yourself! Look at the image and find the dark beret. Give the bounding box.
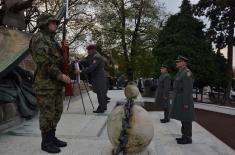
[86,44,97,50]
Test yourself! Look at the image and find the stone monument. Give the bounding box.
[107,82,154,154]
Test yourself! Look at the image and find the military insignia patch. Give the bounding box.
[93,60,96,64]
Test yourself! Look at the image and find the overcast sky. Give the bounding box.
[158,0,199,14]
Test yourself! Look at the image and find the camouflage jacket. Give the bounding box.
[29,30,64,94]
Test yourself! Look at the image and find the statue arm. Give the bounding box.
[10,0,33,12]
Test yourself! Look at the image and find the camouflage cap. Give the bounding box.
[37,13,59,28]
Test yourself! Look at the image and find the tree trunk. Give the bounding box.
[0,0,5,26]
[217,87,220,104]
[130,0,143,64]
[200,88,203,102]
[119,0,129,73]
[226,4,235,104]
[45,0,48,12]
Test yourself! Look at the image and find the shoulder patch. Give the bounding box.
[187,71,192,77]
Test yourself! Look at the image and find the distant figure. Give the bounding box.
[127,68,134,82]
[155,64,171,123]
[137,78,143,93]
[117,74,125,89]
[78,44,107,113]
[171,55,195,144]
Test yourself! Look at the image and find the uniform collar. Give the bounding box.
[161,72,168,75]
[89,51,98,57]
[179,66,187,73]
[40,29,56,39]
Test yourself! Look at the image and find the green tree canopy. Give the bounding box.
[194,0,235,99]
[90,0,163,78]
[152,0,228,88]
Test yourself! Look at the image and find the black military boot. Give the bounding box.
[41,132,61,153]
[52,129,67,147]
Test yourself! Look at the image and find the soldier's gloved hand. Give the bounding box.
[183,105,189,110]
[61,40,69,47]
[62,74,71,84]
[74,68,79,74]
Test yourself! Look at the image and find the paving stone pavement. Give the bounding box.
[0,90,234,155]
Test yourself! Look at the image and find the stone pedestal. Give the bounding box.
[0,102,21,132]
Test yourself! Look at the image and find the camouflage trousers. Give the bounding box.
[36,90,63,133]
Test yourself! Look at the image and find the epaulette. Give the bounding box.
[186,69,192,77]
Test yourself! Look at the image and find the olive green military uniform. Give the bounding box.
[171,66,195,140]
[30,23,64,134]
[81,52,107,112]
[155,72,171,121]
[29,13,68,153]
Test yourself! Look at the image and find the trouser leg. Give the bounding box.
[37,93,55,133]
[164,108,170,120]
[96,91,107,111]
[36,91,61,153]
[181,121,192,139]
[53,91,63,129]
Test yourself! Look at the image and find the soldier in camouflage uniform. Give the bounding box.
[29,13,71,153]
[155,64,171,123]
[171,55,195,144]
[78,44,107,113]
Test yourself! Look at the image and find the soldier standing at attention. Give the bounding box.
[77,44,107,113]
[155,64,171,123]
[171,55,195,144]
[30,13,71,153]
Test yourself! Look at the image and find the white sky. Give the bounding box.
[158,0,199,14]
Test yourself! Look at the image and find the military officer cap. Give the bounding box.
[37,13,59,28]
[86,44,97,50]
[176,55,189,62]
[161,64,168,68]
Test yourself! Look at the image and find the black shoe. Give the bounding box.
[177,138,192,144]
[175,137,183,142]
[160,119,170,123]
[51,129,67,147]
[93,110,105,113]
[106,97,111,101]
[41,132,61,154]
